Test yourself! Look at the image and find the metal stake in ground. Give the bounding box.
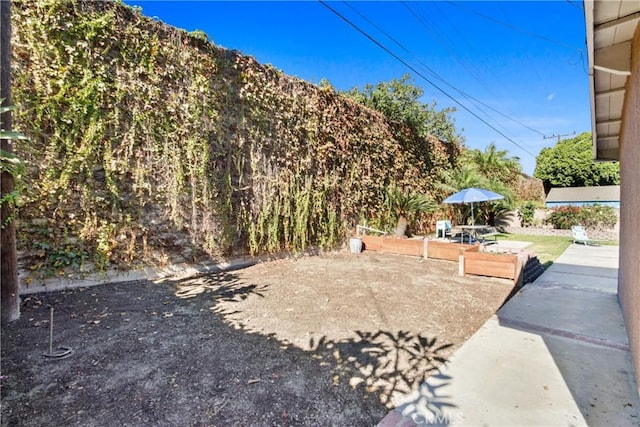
[43,306,73,360]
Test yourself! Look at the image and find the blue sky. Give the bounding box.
[124,1,590,175]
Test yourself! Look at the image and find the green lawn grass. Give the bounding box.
[497,233,573,269]
[497,232,619,269]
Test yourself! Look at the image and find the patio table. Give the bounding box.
[458,225,486,243]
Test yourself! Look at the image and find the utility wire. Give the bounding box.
[565,0,584,11]
[445,0,583,52]
[400,1,547,137]
[446,1,589,76]
[446,0,589,75]
[445,0,591,81]
[346,0,538,146]
[402,1,491,93]
[319,1,538,157]
[342,1,542,140]
[347,1,548,148]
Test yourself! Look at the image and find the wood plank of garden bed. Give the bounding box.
[425,240,480,261]
[360,235,384,251]
[382,238,423,257]
[463,251,519,281]
[360,235,424,257]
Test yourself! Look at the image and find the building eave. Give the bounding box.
[585,0,640,162]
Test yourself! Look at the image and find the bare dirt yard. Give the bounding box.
[1,250,515,426]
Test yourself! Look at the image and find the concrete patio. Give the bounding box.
[380,243,640,426]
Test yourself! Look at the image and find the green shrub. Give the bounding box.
[546,204,617,230]
[518,201,537,227]
[546,206,581,229]
[580,204,618,230]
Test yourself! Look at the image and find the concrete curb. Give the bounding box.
[18,248,329,295]
[18,259,255,295]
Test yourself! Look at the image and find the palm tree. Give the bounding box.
[436,163,516,226]
[435,163,486,196]
[479,180,514,227]
[436,165,487,225]
[468,143,521,183]
[385,185,436,237]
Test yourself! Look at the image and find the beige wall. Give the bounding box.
[619,23,640,396]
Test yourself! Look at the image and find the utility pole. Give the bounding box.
[544,131,576,144]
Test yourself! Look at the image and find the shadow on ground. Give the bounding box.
[1,269,451,426]
[309,330,452,409]
[168,270,454,410]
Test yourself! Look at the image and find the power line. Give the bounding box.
[319,1,538,158]
[444,1,587,76]
[344,1,547,141]
[342,1,547,148]
[402,1,494,96]
[325,0,537,157]
[565,0,584,11]
[445,0,583,52]
[544,131,576,144]
[444,0,588,78]
[400,1,547,137]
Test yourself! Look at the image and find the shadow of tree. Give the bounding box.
[164,270,268,302]
[395,371,458,426]
[309,330,454,410]
[158,272,458,419]
[1,280,390,426]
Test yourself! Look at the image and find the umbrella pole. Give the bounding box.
[471,202,474,227]
[471,202,476,243]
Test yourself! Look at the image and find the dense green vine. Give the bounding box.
[11,0,460,274]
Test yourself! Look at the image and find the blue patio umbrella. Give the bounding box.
[442,187,504,227]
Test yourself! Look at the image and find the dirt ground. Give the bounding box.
[1,250,515,426]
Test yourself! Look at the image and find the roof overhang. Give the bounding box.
[585,0,640,161]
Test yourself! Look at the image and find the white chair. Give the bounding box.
[436,220,452,239]
[572,225,599,245]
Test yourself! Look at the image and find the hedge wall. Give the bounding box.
[11,0,459,272]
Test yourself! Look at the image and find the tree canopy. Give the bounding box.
[342,74,463,145]
[534,132,620,192]
[463,142,521,184]
[436,146,517,226]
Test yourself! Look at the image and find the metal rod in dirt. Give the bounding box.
[49,306,54,355]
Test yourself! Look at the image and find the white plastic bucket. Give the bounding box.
[349,237,363,254]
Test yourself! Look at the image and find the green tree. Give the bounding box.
[534,132,620,192]
[342,74,463,144]
[465,142,521,184]
[463,142,533,211]
[436,163,486,197]
[385,185,437,237]
[436,163,514,226]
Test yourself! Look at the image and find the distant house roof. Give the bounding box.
[546,185,620,203]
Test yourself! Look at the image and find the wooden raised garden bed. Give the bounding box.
[424,239,479,261]
[359,235,424,257]
[359,236,482,259]
[357,236,522,285]
[462,251,522,285]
